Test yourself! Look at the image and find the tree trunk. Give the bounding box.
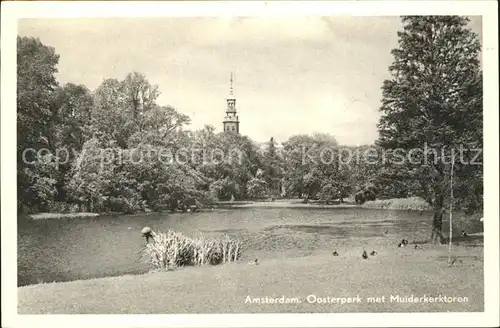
[430,207,445,244]
[429,167,448,244]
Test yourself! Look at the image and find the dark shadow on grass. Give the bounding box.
[412,239,430,244]
[443,235,484,246]
[436,255,482,261]
[411,235,483,248]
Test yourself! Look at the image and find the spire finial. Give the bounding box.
[229,72,234,96]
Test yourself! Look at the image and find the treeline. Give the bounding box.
[17,37,385,214]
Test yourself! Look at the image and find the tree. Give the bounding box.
[92,78,132,148]
[52,83,93,149]
[50,83,94,201]
[127,105,190,148]
[17,36,60,212]
[377,16,482,244]
[121,72,160,130]
[91,73,162,148]
[246,169,269,199]
[65,138,116,212]
[281,133,343,200]
[200,132,262,200]
[262,137,283,197]
[282,135,318,198]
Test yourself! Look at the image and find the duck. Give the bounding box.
[414,244,423,250]
[398,239,408,247]
[332,251,339,256]
[370,250,377,256]
[461,230,468,237]
[398,238,409,247]
[362,250,368,259]
[248,258,259,265]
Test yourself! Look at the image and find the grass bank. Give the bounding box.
[18,241,483,314]
[216,199,357,209]
[217,197,434,211]
[361,197,432,211]
[28,212,100,220]
[22,198,442,219]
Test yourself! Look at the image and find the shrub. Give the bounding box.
[355,185,379,204]
[143,229,243,271]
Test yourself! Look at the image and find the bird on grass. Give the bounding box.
[384,230,389,234]
[248,258,259,265]
[362,250,368,259]
[370,250,377,256]
[398,239,409,247]
[332,251,339,256]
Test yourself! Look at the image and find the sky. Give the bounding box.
[18,16,482,146]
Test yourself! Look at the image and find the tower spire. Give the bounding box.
[229,72,234,96]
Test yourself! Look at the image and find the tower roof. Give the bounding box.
[227,72,235,99]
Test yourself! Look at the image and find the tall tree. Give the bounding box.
[122,72,160,129]
[92,78,131,148]
[282,133,340,200]
[17,36,60,212]
[92,73,161,148]
[50,83,94,201]
[263,137,283,197]
[377,16,483,243]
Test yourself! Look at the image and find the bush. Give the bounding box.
[355,185,378,204]
[143,229,243,271]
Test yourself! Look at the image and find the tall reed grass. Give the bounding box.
[143,229,243,271]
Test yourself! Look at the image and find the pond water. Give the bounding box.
[17,207,481,286]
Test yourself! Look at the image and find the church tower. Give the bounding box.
[223,73,240,134]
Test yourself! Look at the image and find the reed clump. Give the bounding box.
[143,229,243,271]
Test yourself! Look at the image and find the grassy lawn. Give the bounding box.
[18,242,483,314]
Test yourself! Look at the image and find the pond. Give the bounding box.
[17,207,482,286]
